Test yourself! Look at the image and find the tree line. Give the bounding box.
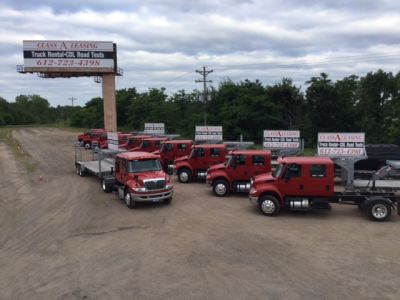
[1,70,399,146]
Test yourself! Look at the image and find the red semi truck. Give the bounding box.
[75,149,173,208]
[249,156,400,222]
[174,144,227,183]
[206,150,271,196]
[153,140,193,172]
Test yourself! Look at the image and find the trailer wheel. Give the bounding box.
[101,179,112,193]
[178,168,192,183]
[78,166,85,177]
[367,200,391,222]
[84,143,91,150]
[124,190,136,209]
[213,179,229,197]
[259,195,281,216]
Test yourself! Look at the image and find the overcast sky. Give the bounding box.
[1,0,399,106]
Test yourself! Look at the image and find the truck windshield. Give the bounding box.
[273,164,285,178]
[128,159,162,173]
[141,140,150,149]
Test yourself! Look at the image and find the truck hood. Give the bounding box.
[254,172,275,184]
[208,163,226,173]
[127,170,168,186]
[174,155,189,163]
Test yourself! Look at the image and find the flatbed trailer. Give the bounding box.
[74,143,123,178]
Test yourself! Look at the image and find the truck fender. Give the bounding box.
[363,196,394,209]
[209,171,230,185]
[258,185,284,206]
[176,163,193,174]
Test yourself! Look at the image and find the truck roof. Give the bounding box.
[279,156,333,165]
[194,144,225,149]
[231,149,271,156]
[116,151,160,160]
[143,137,169,141]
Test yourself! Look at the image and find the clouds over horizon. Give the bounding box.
[0,0,399,106]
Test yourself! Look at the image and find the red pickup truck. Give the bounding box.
[206,150,271,196]
[77,129,107,150]
[174,144,227,183]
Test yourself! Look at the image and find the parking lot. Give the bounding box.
[0,128,399,300]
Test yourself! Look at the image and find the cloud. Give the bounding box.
[0,1,399,106]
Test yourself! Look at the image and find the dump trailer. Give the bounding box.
[249,157,400,222]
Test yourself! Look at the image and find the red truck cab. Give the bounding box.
[174,144,227,183]
[153,140,193,171]
[206,150,271,196]
[249,157,334,215]
[120,135,152,150]
[102,151,174,208]
[78,129,107,150]
[132,137,168,153]
[99,133,133,149]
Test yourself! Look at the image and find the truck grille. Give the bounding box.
[144,179,166,190]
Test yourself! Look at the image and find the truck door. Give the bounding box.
[208,147,223,167]
[304,164,333,196]
[250,155,268,178]
[279,163,307,196]
[192,147,205,169]
[115,157,122,183]
[121,159,128,183]
[228,154,248,180]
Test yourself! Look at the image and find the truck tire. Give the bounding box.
[124,189,136,209]
[213,179,229,197]
[259,195,281,216]
[84,142,91,150]
[178,168,192,183]
[367,200,392,222]
[101,179,112,193]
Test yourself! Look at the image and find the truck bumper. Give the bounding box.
[131,189,173,203]
[249,195,259,205]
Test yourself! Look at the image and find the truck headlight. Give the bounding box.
[133,187,146,192]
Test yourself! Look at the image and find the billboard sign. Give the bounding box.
[318,132,366,157]
[23,40,115,71]
[107,132,119,151]
[144,123,165,135]
[195,126,223,141]
[263,130,300,149]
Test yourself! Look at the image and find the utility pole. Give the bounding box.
[195,66,213,125]
[68,97,76,107]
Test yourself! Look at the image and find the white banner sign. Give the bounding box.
[107,132,119,151]
[263,130,300,149]
[23,40,115,70]
[144,123,165,134]
[318,132,366,157]
[195,126,223,141]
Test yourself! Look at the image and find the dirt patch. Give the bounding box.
[0,128,399,300]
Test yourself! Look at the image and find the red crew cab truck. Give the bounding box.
[120,135,152,150]
[206,150,271,196]
[174,144,227,183]
[153,140,193,172]
[78,129,107,150]
[132,137,169,153]
[249,156,400,222]
[100,152,173,208]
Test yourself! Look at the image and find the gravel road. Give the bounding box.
[0,128,399,300]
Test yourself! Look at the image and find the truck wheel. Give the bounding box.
[164,198,172,205]
[178,168,192,183]
[84,143,91,150]
[213,180,229,197]
[124,190,136,209]
[367,200,391,222]
[259,195,281,216]
[101,179,112,193]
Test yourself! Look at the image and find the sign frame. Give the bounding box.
[317,132,366,158]
[263,130,301,149]
[195,126,223,142]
